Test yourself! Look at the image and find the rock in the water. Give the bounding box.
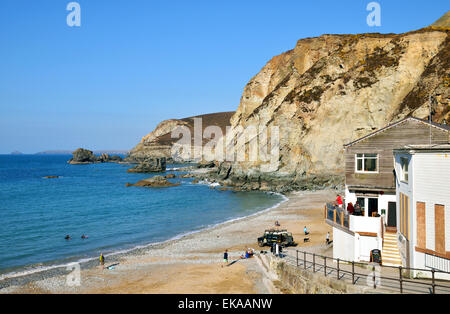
[68,148,123,164]
[43,176,60,179]
[164,173,176,179]
[127,158,166,173]
[126,175,179,188]
[98,153,123,163]
[68,148,98,164]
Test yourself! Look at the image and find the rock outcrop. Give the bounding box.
[126,157,166,173]
[129,112,235,162]
[126,175,180,188]
[68,148,124,164]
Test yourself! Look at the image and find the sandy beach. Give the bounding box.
[0,189,337,294]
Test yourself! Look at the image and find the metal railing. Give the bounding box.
[293,250,450,294]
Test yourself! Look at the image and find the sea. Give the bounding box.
[0,155,286,280]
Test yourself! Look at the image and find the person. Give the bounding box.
[99,253,105,269]
[336,194,343,208]
[326,232,330,245]
[354,203,362,216]
[223,250,228,267]
[65,235,71,240]
[347,202,354,215]
[275,220,280,227]
[81,234,88,239]
[304,226,309,235]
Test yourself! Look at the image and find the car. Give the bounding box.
[257,229,295,247]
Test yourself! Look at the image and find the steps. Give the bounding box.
[382,232,402,266]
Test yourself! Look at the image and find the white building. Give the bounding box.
[394,144,450,279]
[327,117,449,266]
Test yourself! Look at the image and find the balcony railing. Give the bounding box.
[325,203,381,235]
[325,203,349,228]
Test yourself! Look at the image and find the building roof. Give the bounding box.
[394,144,450,153]
[343,117,450,148]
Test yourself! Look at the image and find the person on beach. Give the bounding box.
[304,226,309,235]
[326,232,330,245]
[222,250,228,267]
[99,253,105,269]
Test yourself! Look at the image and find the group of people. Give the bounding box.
[65,234,89,240]
[335,194,363,216]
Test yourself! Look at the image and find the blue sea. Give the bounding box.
[0,155,285,278]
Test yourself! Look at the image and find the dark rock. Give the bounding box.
[68,148,98,164]
[43,176,60,179]
[126,175,179,188]
[164,174,176,179]
[127,157,166,173]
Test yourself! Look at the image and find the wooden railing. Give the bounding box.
[325,203,349,228]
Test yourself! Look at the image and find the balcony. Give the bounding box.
[325,203,382,236]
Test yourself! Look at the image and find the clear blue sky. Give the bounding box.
[0,0,448,153]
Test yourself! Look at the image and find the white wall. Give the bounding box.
[333,227,355,261]
[413,152,450,253]
[349,215,381,234]
[357,235,380,262]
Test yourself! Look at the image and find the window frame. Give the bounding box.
[400,157,409,183]
[355,153,379,174]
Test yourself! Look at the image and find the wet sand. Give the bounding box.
[1,189,336,294]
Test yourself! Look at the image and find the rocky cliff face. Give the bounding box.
[129,112,235,162]
[216,26,449,191]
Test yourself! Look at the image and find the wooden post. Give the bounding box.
[352,261,355,284]
[337,258,340,280]
[341,211,344,226]
[334,210,336,223]
[324,256,327,276]
[399,266,403,294]
[296,250,298,267]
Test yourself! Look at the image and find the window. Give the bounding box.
[400,157,409,182]
[356,153,378,173]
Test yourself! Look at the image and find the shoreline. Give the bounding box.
[0,190,288,288]
[0,189,336,294]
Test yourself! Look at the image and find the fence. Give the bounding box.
[294,250,450,294]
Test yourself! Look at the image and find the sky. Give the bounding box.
[0,0,448,153]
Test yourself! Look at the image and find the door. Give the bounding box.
[388,202,397,227]
[368,198,379,217]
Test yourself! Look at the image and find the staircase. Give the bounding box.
[382,232,402,266]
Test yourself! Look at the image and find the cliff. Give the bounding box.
[129,112,235,162]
